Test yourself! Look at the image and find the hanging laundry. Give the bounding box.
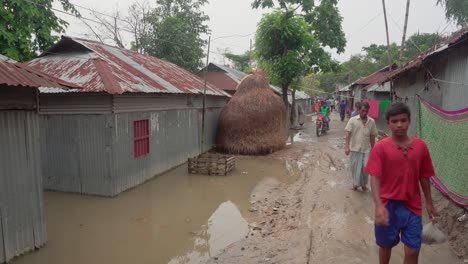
[379,100,392,116]
[363,99,380,119]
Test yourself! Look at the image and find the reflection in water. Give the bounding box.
[168,201,249,264]
[13,158,288,264]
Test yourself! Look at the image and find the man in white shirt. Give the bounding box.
[344,101,378,191]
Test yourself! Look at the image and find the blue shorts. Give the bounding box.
[375,200,422,251]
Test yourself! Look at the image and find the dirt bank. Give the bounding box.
[209,113,466,264]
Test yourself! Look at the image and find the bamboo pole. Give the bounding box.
[201,36,211,154]
[382,0,393,66]
[400,0,411,62]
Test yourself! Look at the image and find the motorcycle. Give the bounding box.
[316,113,329,137]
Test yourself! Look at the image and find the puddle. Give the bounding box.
[13,158,289,264]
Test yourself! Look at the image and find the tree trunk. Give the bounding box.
[281,84,290,135]
[290,89,298,128]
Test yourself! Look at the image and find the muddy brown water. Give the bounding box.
[13,158,292,264]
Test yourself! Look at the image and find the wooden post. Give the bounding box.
[249,39,253,71]
[400,0,411,62]
[201,36,211,154]
[382,0,393,66]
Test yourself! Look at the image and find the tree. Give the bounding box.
[0,0,79,61]
[81,9,126,48]
[223,51,251,73]
[437,0,468,27]
[253,0,345,107]
[127,1,151,53]
[402,33,441,59]
[142,0,209,72]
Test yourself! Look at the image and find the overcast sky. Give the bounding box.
[59,0,460,63]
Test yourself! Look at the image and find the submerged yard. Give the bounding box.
[12,158,292,264]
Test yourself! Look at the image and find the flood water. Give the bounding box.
[13,158,291,264]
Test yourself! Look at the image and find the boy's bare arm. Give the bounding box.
[371,176,389,226]
[420,178,438,219]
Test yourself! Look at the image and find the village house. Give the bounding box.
[0,56,78,263]
[26,36,230,197]
[383,29,468,135]
[198,62,312,114]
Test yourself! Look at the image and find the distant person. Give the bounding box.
[339,100,346,122]
[365,103,438,264]
[326,98,332,112]
[344,101,378,191]
[335,98,340,112]
[351,102,362,117]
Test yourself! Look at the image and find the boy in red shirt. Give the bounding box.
[365,103,438,264]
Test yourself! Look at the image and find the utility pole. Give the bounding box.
[400,0,411,63]
[382,0,393,66]
[249,39,253,72]
[201,36,210,154]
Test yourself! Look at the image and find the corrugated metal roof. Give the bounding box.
[27,36,229,96]
[388,29,468,80]
[204,63,284,94]
[0,57,78,89]
[211,63,246,84]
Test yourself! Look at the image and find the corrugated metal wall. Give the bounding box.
[39,94,225,196]
[110,97,222,195]
[0,111,46,263]
[441,47,468,111]
[393,45,468,135]
[40,115,114,195]
[39,93,112,114]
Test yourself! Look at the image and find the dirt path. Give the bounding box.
[209,113,464,264]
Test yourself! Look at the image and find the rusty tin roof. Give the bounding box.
[0,56,78,89]
[27,36,229,96]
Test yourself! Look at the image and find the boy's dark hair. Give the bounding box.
[385,102,411,121]
[361,101,370,109]
[355,101,362,108]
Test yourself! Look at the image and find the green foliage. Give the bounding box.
[224,51,250,73]
[255,11,316,89]
[437,0,468,26]
[252,0,346,53]
[403,33,442,59]
[142,0,209,72]
[253,0,345,106]
[0,0,79,61]
[315,32,442,93]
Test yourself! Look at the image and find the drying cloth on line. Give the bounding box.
[379,100,392,116]
[363,99,380,119]
[418,99,468,206]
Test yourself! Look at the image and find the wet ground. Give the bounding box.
[12,113,466,264]
[13,159,294,264]
[208,113,465,264]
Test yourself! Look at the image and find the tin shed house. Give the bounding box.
[27,36,230,197]
[0,56,77,263]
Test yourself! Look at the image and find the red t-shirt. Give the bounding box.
[364,137,435,216]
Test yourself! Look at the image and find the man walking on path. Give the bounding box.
[364,103,438,264]
[339,100,346,122]
[345,101,378,191]
[351,101,362,117]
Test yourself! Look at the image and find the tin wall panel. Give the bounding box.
[39,94,112,114]
[0,111,46,263]
[40,115,113,195]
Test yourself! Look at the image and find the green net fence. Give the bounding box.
[418,99,468,206]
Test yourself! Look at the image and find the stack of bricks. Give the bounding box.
[188,153,235,176]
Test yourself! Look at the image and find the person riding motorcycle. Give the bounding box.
[319,101,330,129]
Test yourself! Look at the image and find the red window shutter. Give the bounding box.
[134,120,150,158]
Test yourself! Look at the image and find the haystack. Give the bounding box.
[217,74,287,155]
